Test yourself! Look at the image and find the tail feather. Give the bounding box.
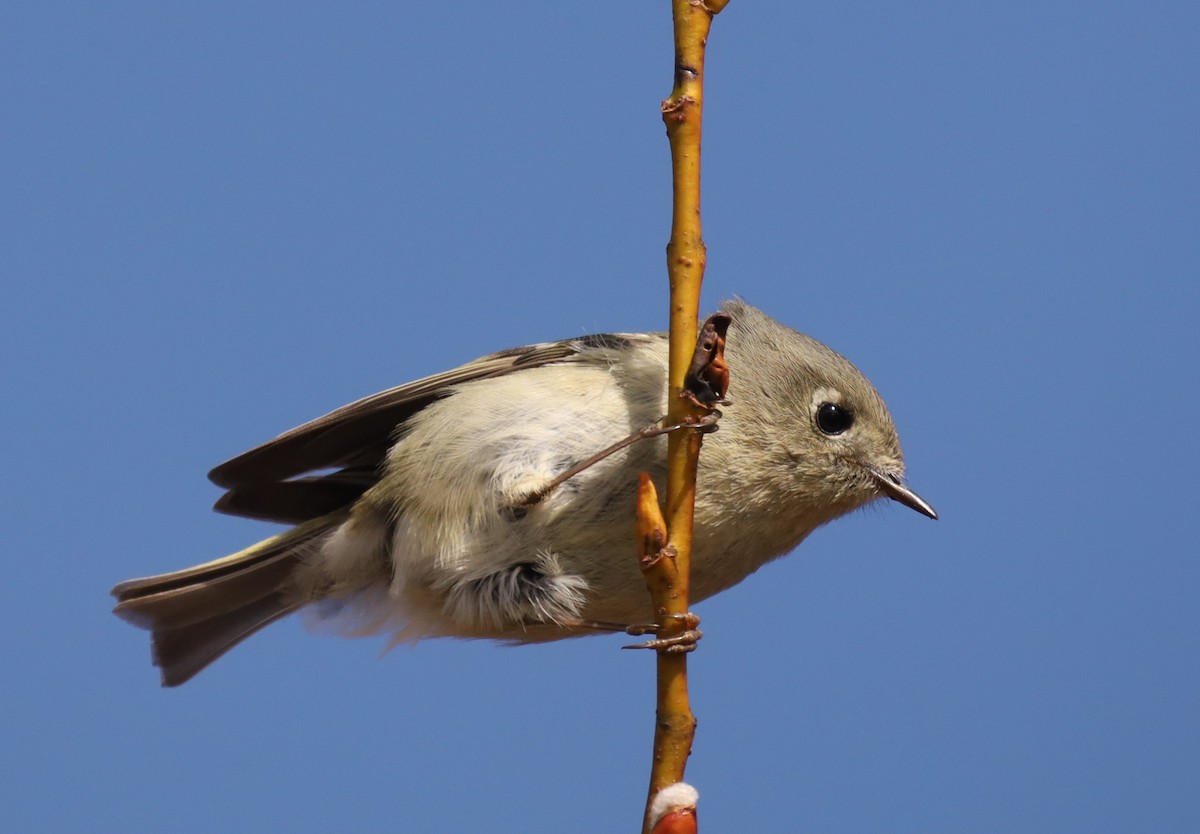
[112,512,347,686]
[152,593,297,687]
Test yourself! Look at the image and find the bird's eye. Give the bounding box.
[816,402,854,435]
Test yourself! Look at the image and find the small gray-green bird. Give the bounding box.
[113,301,935,686]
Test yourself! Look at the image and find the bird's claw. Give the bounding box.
[623,629,704,653]
[621,612,702,653]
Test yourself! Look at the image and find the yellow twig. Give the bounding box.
[640,1,727,831]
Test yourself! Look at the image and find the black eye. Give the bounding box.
[816,402,854,435]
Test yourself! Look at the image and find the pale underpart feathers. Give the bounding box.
[290,300,906,642]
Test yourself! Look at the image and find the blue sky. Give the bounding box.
[3,3,1197,832]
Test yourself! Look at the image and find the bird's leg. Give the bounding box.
[514,413,720,508]
[555,614,703,654]
[555,616,658,635]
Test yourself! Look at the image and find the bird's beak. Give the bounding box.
[872,470,938,520]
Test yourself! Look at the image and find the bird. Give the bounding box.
[112,300,936,686]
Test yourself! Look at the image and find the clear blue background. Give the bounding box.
[4,3,1197,831]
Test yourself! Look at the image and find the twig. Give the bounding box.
[640,1,729,830]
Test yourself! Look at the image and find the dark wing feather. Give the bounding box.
[212,467,377,524]
[207,336,644,523]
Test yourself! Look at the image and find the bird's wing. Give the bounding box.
[207,333,654,523]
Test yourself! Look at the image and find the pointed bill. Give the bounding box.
[872,470,938,520]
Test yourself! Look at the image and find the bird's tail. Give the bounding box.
[112,511,348,686]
